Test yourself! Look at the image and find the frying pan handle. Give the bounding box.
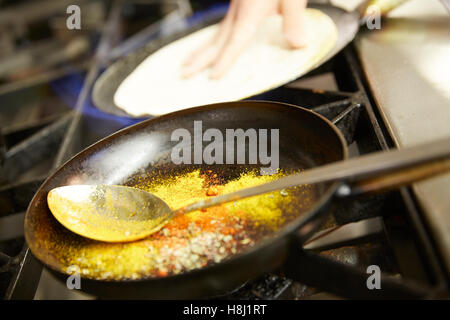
[282,146,450,298]
[180,137,450,214]
[337,158,450,198]
[356,0,410,18]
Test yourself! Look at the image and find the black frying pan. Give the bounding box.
[25,101,346,298]
[24,101,449,299]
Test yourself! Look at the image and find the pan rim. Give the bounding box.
[24,100,348,286]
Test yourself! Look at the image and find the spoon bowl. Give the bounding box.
[47,185,172,242]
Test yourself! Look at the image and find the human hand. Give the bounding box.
[182,0,308,79]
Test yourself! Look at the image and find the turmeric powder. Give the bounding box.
[37,168,315,280]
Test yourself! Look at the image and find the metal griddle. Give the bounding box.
[92,3,360,118]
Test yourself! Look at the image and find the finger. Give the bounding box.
[182,1,238,78]
[210,1,263,79]
[181,45,220,78]
[281,0,307,48]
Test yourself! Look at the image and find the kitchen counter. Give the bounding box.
[354,0,450,273]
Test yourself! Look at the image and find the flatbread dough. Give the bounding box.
[114,8,338,116]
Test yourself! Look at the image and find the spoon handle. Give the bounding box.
[176,137,450,214]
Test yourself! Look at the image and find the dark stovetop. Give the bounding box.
[0,1,448,300]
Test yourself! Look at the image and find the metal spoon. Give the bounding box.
[47,137,450,242]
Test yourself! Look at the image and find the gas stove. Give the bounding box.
[0,0,448,300]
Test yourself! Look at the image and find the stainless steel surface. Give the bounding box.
[355,0,450,272]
